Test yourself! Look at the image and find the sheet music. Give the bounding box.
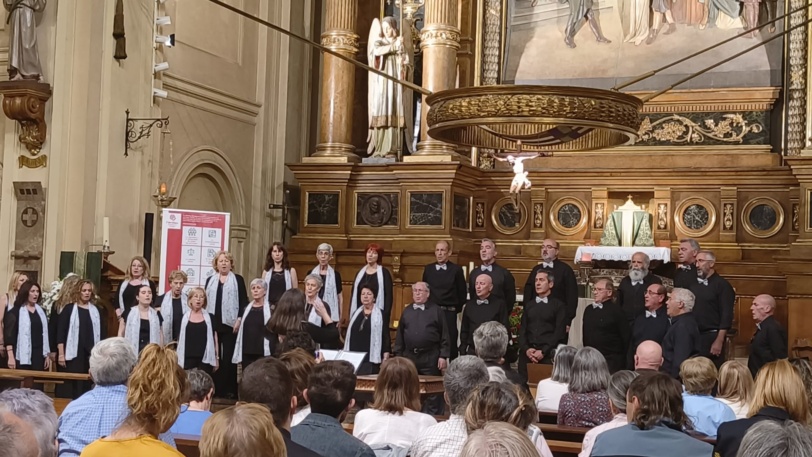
[320,349,367,373]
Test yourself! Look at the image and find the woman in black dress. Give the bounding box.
[118,284,162,354]
[116,256,157,318]
[350,243,393,328]
[303,273,338,332]
[176,287,218,374]
[267,289,341,350]
[158,270,188,344]
[345,286,389,375]
[262,242,298,310]
[57,280,104,398]
[204,250,248,399]
[5,281,51,374]
[311,243,343,323]
[0,271,29,368]
[233,278,273,371]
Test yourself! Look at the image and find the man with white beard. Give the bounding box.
[616,252,662,326]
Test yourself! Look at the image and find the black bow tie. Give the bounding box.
[476,299,489,305]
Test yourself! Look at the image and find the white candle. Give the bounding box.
[462,266,467,279]
[103,217,110,247]
[469,261,475,273]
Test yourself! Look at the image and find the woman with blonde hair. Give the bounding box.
[716,360,754,419]
[57,279,104,398]
[116,256,157,317]
[199,403,286,457]
[465,381,553,457]
[176,287,218,373]
[714,359,811,457]
[80,344,189,456]
[51,274,82,396]
[279,348,316,426]
[353,357,437,449]
[460,422,539,457]
[0,271,29,366]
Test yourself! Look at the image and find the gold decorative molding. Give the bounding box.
[723,203,734,231]
[741,197,784,238]
[18,155,47,169]
[593,202,604,229]
[674,197,717,238]
[656,203,668,230]
[632,87,780,113]
[638,114,763,144]
[320,32,360,53]
[549,197,588,236]
[475,201,486,228]
[0,80,52,155]
[533,202,544,229]
[420,27,461,49]
[793,203,800,232]
[481,0,502,85]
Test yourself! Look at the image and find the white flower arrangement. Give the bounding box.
[40,273,78,315]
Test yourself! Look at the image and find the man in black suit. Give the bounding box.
[459,274,509,356]
[747,294,787,377]
[422,240,467,360]
[616,252,662,325]
[518,270,566,380]
[629,283,670,368]
[582,278,629,373]
[522,239,579,334]
[689,250,736,368]
[468,238,516,310]
[674,238,700,289]
[661,288,701,379]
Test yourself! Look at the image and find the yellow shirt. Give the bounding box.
[80,435,184,457]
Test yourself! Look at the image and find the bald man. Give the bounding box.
[634,340,663,371]
[459,274,509,356]
[747,294,787,377]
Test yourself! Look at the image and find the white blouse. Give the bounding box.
[353,409,438,449]
[535,378,569,412]
[716,397,750,419]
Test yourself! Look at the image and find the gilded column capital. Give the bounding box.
[320,31,360,54]
[420,25,461,50]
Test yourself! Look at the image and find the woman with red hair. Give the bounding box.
[350,243,393,328]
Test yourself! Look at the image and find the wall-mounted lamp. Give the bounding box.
[154,62,170,73]
[155,34,175,47]
[153,182,177,209]
[152,87,168,99]
[156,16,172,26]
[125,109,169,157]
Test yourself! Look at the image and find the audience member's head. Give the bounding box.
[550,345,576,384]
[666,288,695,318]
[569,347,610,394]
[267,289,307,336]
[0,411,37,457]
[717,360,754,405]
[371,357,421,415]
[487,366,508,383]
[239,357,296,430]
[0,388,57,457]
[634,341,663,371]
[122,344,189,437]
[89,337,138,386]
[681,357,717,395]
[750,359,810,423]
[279,348,316,413]
[474,321,508,364]
[200,403,286,457]
[460,422,539,457]
[627,372,689,431]
[303,361,356,420]
[790,358,812,415]
[607,370,639,416]
[736,419,812,457]
[187,369,215,408]
[275,329,317,357]
[445,356,490,415]
[464,381,537,434]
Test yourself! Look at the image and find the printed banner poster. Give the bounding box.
[159,209,230,294]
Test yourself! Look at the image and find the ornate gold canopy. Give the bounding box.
[425,85,644,152]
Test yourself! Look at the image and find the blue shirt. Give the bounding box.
[682,393,736,438]
[169,405,212,436]
[591,423,713,457]
[291,413,375,457]
[57,384,176,456]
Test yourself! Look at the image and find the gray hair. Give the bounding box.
[187,369,215,403]
[304,273,323,289]
[461,422,538,457]
[412,281,430,292]
[671,288,696,312]
[536,269,555,284]
[473,321,508,363]
[0,388,57,457]
[632,252,651,269]
[89,337,138,385]
[698,249,716,262]
[445,356,490,414]
[316,243,333,255]
[551,346,577,383]
[569,347,611,393]
[481,238,496,248]
[0,412,36,457]
[736,420,812,457]
[250,277,267,290]
[607,370,639,413]
[680,238,700,252]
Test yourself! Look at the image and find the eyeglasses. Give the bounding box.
[413,289,428,293]
[645,291,664,295]
[592,287,609,292]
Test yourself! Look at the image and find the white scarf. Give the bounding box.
[176,312,217,368]
[232,303,271,364]
[307,296,327,327]
[16,304,49,365]
[160,292,188,344]
[344,306,383,364]
[65,304,101,361]
[125,306,161,354]
[264,269,292,305]
[312,265,340,321]
[350,265,385,317]
[118,279,145,313]
[206,273,239,327]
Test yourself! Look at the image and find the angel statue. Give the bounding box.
[367,16,415,159]
[4,0,47,81]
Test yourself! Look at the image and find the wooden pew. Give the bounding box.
[53,397,71,415]
[537,423,589,442]
[0,368,90,389]
[547,439,582,457]
[538,410,558,424]
[175,434,200,457]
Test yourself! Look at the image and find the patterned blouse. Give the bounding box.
[557,391,614,427]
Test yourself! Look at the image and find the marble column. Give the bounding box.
[411,0,461,159]
[309,0,360,162]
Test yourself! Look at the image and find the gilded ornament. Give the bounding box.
[657,203,667,230]
[594,203,604,229]
[320,33,360,53]
[785,0,807,156]
[639,113,763,144]
[723,203,734,230]
[534,203,544,228]
[793,203,799,231]
[475,202,485,228]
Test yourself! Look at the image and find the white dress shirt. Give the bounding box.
[354,409,437,449]
[535,378,569,412]
[716,397,750,419]
[409,414,467,457]
[579,413,628,457]
[291,405,311,427]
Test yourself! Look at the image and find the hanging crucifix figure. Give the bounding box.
[489,141,552,211]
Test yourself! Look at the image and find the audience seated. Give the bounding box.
[535,345,576,413]
[291,360,375,457]
[275,329,318,358]
[715,359,811,457]
[0,411,38,457]
[0,388,58,457]
[579,370,639,457]
[353,357,437,450]
[464,381,553,457]
[736,420,812,457]
[590,371,713,457]
[170,369,214,436]
[57,337,175,456]
[200,403,286,457]
[460,422,540,457]
[473,321,528,392]
[81,343,188,457]
[237,357,321,457]
[279,348,317,426]
[633,340,663,371]
[790,358,812,415]
[410,356,490,457]
[679,357,736,438]
[557,347,613,427]
[716,360,754,419]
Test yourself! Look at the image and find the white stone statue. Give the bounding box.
[4,0,46,81]
[366,16,414,159]
[493,154,534,194]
